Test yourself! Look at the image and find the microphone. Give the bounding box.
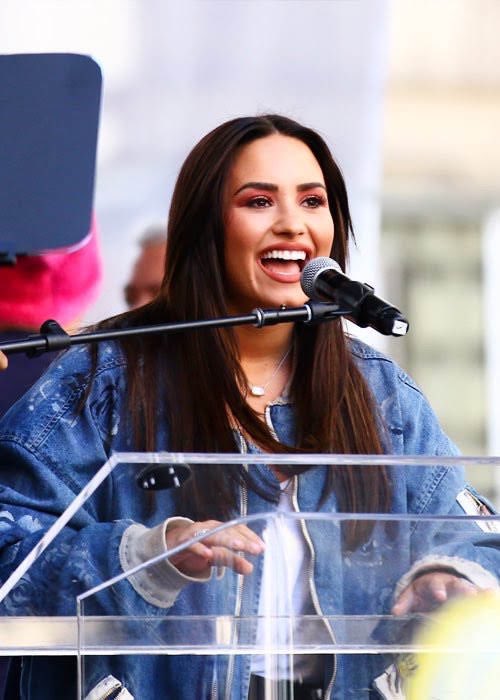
[301,257,409,336]
[136,462,192,490]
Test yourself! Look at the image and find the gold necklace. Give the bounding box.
[247,346,292,397]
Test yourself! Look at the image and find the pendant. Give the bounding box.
[249,385,265,397]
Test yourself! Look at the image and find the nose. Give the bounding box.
[271,204,305,237]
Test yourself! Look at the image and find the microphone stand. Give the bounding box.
[1,297,410,492]
[0,300,351,493]
[0,300,348,358]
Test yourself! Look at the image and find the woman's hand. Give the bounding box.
[0,351,7,370]
[165,519,265,578]
[392,571,479,615]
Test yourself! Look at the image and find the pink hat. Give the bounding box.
[0,216,102,329]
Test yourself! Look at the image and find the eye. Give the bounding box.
[247,195,273,208]
[301,194,327,208]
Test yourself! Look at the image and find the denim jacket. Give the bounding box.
[0,339,497,699]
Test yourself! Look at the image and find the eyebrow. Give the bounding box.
[233,181,326,195]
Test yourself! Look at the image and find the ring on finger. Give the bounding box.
[194,528,211,538]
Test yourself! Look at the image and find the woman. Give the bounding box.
[0,115,497,699]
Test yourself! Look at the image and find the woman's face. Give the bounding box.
[223,134,334,313]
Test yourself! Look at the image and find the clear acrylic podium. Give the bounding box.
[1,452,499,699]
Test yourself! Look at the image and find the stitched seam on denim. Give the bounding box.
[410,466,449,531]
[350,339,425,397]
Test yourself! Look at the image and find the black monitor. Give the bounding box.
[0,53,101,264]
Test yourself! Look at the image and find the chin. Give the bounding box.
[275,287,308,307]
[274,293,309,308]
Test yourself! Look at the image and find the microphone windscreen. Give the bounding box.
[300,256,341,298]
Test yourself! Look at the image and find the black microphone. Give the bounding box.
[136,463,192,490]
[301,257,409,337]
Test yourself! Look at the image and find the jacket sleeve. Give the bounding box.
[0,345,171,617]
[389,359,499,592]
[401,464,500,593]
[352,341,499,593]
[119,519,212,608]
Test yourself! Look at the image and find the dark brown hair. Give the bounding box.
[98,115,389,547]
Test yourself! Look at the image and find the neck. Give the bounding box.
[234,323,294,363]
[234,324,294,408]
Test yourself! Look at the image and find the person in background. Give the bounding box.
[0,220,101,700]
[0,219,102,418]
[123,224,167,309]
[0,115,497,699]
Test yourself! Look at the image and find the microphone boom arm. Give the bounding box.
[0,301,350,358]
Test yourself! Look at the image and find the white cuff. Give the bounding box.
[119,517,211,608]
[394,554,498,601]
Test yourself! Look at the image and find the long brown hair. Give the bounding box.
[98,115,389,547]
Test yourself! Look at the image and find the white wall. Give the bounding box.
[483,210,500,460]
[0,0,388,342]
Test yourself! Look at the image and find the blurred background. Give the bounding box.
[1,0,499,492]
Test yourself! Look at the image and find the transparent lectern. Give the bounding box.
[1,452,499,700]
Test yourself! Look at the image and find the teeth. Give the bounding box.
[261,250,307,261]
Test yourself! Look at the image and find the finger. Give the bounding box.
[169,541,213,567]
[420,576,449,604]
[233,556,254,576]
[208,522,264,551]
[402,577,451,612]
[207,546,254,575]
[233,524,266,549]
[196,521,264,544]
[392,589,413,615]
[419,574,478,606]
[189,521,265,553]
[225,532,264,555]
[446,578,479,599]
[167,525,213,553]
[195,529,264,556]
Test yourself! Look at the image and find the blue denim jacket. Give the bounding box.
[0,339,497,699]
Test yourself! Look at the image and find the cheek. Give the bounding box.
[326,217,335,246]
[224,226,251,275]
[317,219,335,253]
[225,234,250,269]
[225,216,261,258]
[224,216,242,262]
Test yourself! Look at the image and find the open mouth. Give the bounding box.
[260,249,309,275]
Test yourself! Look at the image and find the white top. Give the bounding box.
[250,479,323,683]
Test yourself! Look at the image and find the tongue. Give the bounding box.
[262,259,301,275]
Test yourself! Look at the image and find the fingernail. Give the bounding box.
[249,542,264,554]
